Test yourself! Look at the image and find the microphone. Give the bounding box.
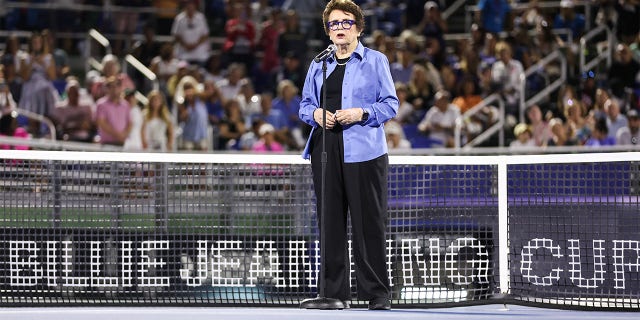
[313,44,337,63]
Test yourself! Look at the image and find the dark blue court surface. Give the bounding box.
[0,305,638,320]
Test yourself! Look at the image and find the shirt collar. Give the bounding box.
[327,41,364,63]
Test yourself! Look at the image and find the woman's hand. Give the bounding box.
[314,108,337,129]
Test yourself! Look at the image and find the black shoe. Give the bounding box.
[342,300,350,309]
[368,297,391,310]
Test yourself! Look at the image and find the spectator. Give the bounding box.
[585,117,616,146]
[273,51,305,96]
[250,91,288,133]
[223,2,256,73]
[476,0,512,34]
[171,0,211,66]
[218,98,246,150]
[563,98,591,145]
[417,90,460,148]
[111,0,149,56]
[608,43,640,99]
[50,79,95,142]
[236,80,261,120]
[385,119,411,150]
[123,89,144,151]
[614,0,640,45]
[491,41,524,116]
[1,34,26,71]
[278,10,307,63]
[239,118,264,151]
[141,90,174,151]
[509,123,536,149]
[251,123,284,152]
[132,21,162,68]
[256,8,283,77]
[202,80,224,127]
[0,68,17,115]
[150,43,181,99]
[90,54,135,101]
[453,75,498,141]
[217,63,246,102]
[1,54,22,104]
[0,111,29,150]
[95,76,131,146]
[42,29,69,96]
[547,117,571,146]
[604,98,628,140]
[406,63,441,112]
[394,82,419,124]
[553,0,586,42]
[18,31,59,136]
[177,77,209,151]
[525,104,552,147]
[202,50,225,85]
[390,45,415,85]
[272,79,303,149]
[616,108,640,145]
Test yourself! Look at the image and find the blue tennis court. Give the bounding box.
[0,305,638,320]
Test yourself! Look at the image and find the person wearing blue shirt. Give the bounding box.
[298,0,398,311]
[476,0,512,34]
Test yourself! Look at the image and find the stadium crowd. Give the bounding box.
[0,0,639,152]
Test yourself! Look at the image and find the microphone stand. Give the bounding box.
[300,58,344,310]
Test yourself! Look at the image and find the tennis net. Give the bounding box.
[0,150,638,309]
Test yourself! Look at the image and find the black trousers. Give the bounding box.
[310,128,390,301]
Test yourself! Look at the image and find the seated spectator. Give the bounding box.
[202,51,225,85]
[272,79,303,148]
[90,54,135,101]
[585,117,616,147]
[385,119,411,150]
[0,70,17,115]
[417,90,460,148]
[236,81,261,121]
[251,123,284,152]
[150,43,181,99]
[250,91,289,147]
[202,80,224,127]
[563,98,591,145]
[239,119,264,151]
[390,45,415,85]
[141,90,174,151]
[273,51,305,97]
[394,82,420,124]
[218,99,247,150]
[217,63,246,102]
[407,64,441,112]
[0,111,29,150]
[617,109,640,145]
[95,76,131,146]
[177,78,209,151]
[1,54,22,104]
[50,79,95,142]
[509,123,536,149]
[608,43,640,99]
[525,104,552,147]
[604,98,628,140]
[547,117,571,146]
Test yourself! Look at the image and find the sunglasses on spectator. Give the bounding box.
[326,19,356,31]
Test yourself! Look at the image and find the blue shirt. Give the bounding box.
[181,99,209,143]
[477,0,511,34]
[299,42,398,162]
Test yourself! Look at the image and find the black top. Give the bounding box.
[321,56,350,113]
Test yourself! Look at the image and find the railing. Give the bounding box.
[124,54,159,92]
[519,49,567,123]
[85,28,111,75]
[453,93,504,149]
[579,25,613,78]
[12,108,56,142]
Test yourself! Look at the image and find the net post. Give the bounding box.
[498,161,510,298]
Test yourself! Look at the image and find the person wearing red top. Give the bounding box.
[223,2,256,74]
